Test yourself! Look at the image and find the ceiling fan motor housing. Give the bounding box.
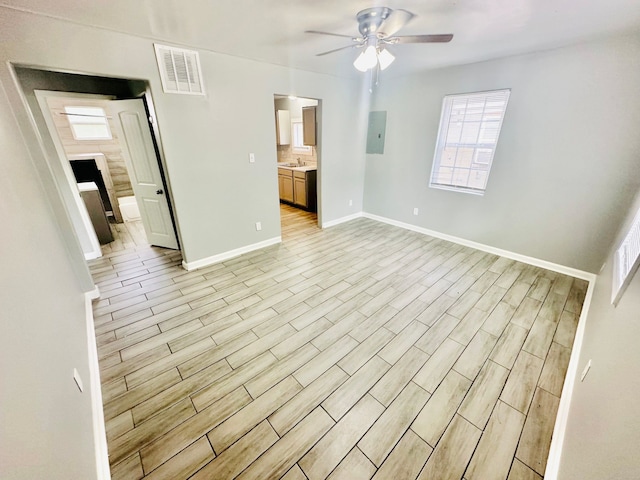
[356,7,393,37]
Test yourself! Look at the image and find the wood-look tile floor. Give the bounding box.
[101,219,148,254]
[89,205,587,480]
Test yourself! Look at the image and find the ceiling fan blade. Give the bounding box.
[316,44,358,56]
[393,34,454,44]
[377,9,414,37]
[305,30,358,40]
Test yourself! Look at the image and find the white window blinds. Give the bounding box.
[64,106,112,140]
[292,121,311,153]
[430,89,510,195]
[612,206,640,305]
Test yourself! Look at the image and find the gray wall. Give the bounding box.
[4,4,638,478]
[0,81,97,478]
[0,6,367,265]
[0,5,368,478]
[559,187,640,479]
[365,34,640,273]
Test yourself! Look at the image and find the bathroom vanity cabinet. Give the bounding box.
[278,167,316,212]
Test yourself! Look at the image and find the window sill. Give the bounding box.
[429,183,485,196]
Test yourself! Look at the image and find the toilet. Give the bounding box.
[118,196,141,222]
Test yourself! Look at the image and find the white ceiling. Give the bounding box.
[3,0,640,78]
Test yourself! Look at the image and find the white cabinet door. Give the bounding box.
[276,110,291,145]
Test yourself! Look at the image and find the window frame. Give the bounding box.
[291,118,312,155]
[612,205,640,305]
[64,106,112,141]
[429,89,511,196]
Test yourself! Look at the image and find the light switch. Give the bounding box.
[249,153,255,163]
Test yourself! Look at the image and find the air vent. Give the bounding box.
[154,44,205,95]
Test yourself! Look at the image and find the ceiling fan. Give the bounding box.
[306,7,453,73]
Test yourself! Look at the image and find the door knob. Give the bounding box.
[156,189,164,195]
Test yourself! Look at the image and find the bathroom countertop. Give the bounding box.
[277,163,317,172]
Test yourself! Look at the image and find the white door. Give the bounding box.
[110,99,179,249]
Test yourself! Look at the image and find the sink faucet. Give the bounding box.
[297,157,302,166]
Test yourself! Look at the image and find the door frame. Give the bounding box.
[35,90,115,260]
[34,89,181,257]
[273,94,323,229]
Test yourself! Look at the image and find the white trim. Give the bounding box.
[181,237,282,271]
[85,249,103,261]
[321,212,364,229]
[34,90,106,259]
[87,285,100,300]
[84,290,110,480]
[543,278,595,479]
[362,213,596,281]
[357,211,597,479]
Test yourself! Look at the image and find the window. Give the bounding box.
[429,89,510,195]
[64,106,112,140]
[612,206,640,305]
[291,120,312,154]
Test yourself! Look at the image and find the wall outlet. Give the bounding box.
[255,221,262,231]
[249,153,255,163]
[349,199,353,207]
[581,359,592,382]
[73,368,84,393]
[413,207,419,215]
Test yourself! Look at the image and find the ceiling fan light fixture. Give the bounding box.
[354,45,378,71]
[310,6,453,76]
[377,48,395,70]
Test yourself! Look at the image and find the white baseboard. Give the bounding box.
[322,212,364,229]
[543,278,595,479]
[362,213,596,282]
[87,285,100,300]
[182,237,282,271]
[359,212,597,479]
[84,291,110,480]
[84,249,102,261]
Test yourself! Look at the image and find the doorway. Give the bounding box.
[35,91,147,251]
[273,94,321,237]
[14,66,180,260]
